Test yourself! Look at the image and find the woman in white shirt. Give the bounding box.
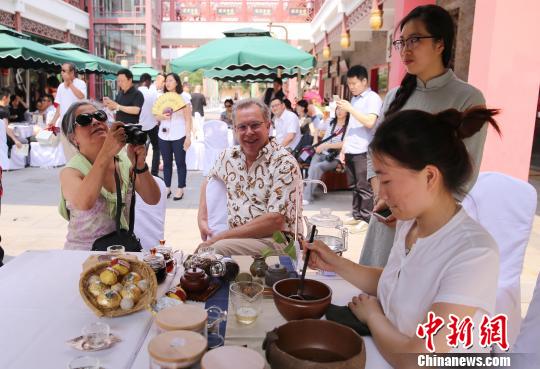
[154,73,192,200]
[305,107,500,367]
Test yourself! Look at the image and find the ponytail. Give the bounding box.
[386,73,417,116]
[370,107,500,195]
[436,107,501,139]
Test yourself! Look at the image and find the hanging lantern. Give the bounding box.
[322,45,331,60]
[370,0,383,30]
[340,21,350,48]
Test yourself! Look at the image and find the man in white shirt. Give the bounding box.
[138,73,159,176]
[337,65,382,232]
[149,73,165,96]
[49,63,87,160]
[49,63,87,128]
[270,97,301,150]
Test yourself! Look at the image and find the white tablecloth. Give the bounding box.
[0,250,158,369]
[0,252,390,369]
[8,123,34,139]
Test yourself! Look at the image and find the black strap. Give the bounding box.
[112,156,137,234]
[312,120,348,149]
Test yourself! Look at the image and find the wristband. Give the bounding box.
[134,163,148,174]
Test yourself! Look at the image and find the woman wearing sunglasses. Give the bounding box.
[58,101,160,250]
[360,4,491,267]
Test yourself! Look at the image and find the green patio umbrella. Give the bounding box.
[170,28,315,73]
[204,67,310,82]
[129,63,160,81]
[50,43,123,75]
[0,25,85,70]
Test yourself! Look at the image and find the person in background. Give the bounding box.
[49,63,87,128]
[182,82,192,99]
[190,85,206,139]
[49,62,87,160]
[103,69,144,124]
[305,108,500,367]
[303,106,349,205]
[138,73,159,176]
[270,97,301,151]
[197,98,302,256]
[263,77,285,106]
[37,95,55,116]
[0,88,23,156]
[150,73,165,95]
[283,98,294,112]
[8,94,28,122]
[360,4,491,267]
[337,64,383,233]
[295,99,314,135]
[220,99,234,128]
[59,101,159,250]
[153,73,192,201]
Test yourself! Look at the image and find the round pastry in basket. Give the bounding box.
[79,257,157,317]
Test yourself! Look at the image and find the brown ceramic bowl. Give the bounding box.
[272,278,332,321]
[264,319,365,369]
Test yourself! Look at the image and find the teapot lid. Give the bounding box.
[309,208,342,228]
[267,263,286,273]
[185,267,206,277]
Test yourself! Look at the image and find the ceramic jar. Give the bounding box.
[249,256,268,278]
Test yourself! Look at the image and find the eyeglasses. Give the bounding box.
[235,121,264,132]
[392,36,435,51]
[75,110,108,127]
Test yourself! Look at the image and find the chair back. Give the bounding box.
[512,273,540,365]
[203,120,229,176]
[462,171,537,346]
[0,121,9,169]
[206,177,228,236]
[134,176,167,250]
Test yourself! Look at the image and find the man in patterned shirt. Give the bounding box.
[197,98,303,256]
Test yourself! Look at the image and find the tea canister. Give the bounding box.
[148,330,207,369]
[156,304,208,337]
[200,346,265,369]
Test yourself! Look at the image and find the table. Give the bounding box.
[0,251,391,369]
[0,250,177,369]
[8,123,34,140]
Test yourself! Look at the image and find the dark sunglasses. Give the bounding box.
[75,110,108,126]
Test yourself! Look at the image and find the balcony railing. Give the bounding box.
[63,0,86,11]
[162,0,323,23]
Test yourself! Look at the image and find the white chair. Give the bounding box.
[462,172,537,347]
[29,142,66,168]
[0,123,25,170]
[511,273,540,368]
[134,176,167,250]
[206,177,228,237]
[186,140,205,171]
[203,120,229,176]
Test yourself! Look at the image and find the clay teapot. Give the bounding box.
[180,267,210,293]
[265,263,296,287]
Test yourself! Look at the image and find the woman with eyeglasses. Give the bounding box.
[360,4,491,267]
[58,101,160,250]
[154,73,193,200]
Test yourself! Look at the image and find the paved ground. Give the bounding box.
[1,164,539,318]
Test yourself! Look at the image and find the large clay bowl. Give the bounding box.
[272,278,331,321]
[265,319,366,369]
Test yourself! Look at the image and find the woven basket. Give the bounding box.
[79,256,158,317]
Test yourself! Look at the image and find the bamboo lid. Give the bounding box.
[148,330,207,364]
[156,304,208,331]
[201,346,265,369]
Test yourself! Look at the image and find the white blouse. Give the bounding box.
[377,208,499,350]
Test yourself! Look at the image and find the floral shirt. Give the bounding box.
[208,138,303,237]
